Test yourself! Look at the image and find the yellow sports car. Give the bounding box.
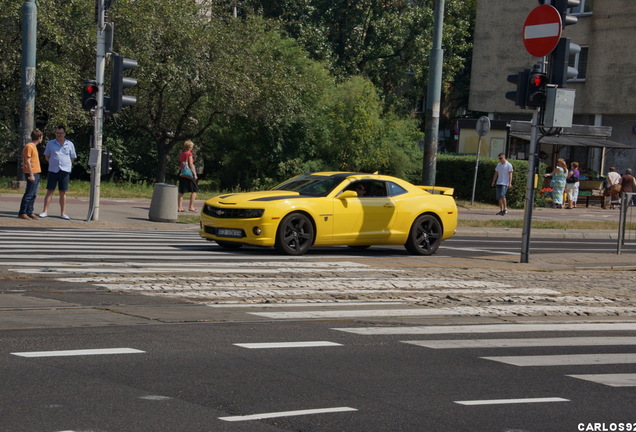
[199,172,457,255]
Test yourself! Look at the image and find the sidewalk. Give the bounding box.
[0,192,195,230]
[1,192,622,230]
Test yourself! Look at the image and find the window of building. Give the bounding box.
[569,46,588,81]
[572,0,593,14]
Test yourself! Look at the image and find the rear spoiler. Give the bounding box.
[418,186,454,196]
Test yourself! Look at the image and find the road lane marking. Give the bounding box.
[455,397,569,406]
[404,337,636,349]
[249,309,462,319]
[482,353,636,367]
[219,407,357,422]
[11,348,145,358]
[567,373,636,387]
[332,322,636,335]
[234,341,343,349]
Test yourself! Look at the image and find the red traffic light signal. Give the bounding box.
[526,70,548,108]
[82,80,98,111]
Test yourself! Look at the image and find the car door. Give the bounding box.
[332,180,397,243]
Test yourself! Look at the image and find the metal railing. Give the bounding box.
[617,192,635,254]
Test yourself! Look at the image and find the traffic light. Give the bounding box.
[82,80,98,111]
[101,149,113,177]
[506,69,530,108]
[550,37,581,87]
[548,0,580,87]
[526,68,548,108]
[552,0,580,28]
[108,52,137,114]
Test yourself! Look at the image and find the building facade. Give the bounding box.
[468,0,636,174]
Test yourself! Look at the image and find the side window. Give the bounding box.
[387,182,408,197]
[368,181,387,197]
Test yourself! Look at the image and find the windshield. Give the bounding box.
[273,175,341,197]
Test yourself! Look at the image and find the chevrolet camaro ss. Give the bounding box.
[199,172,458,255]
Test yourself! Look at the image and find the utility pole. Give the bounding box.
[19,0,37,180]
[422,0,445,186]
[86,0,108,221]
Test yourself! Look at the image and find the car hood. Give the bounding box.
[209,191,304,205]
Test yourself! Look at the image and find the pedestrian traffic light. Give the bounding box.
[505,69,530,108]
[526,68,548,108]
[101,149,113,177]
[108,52,137,114]
[82,80,98,111]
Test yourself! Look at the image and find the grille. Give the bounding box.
[203,206,264,219]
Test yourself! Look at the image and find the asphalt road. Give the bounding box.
[1,226,636,431]
[2,320,636,432]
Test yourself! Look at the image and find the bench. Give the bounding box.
[577,180,606,208]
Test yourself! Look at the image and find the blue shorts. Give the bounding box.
[495,185,508,200]
[46,170,70,192]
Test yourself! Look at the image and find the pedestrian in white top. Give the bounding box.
[39,125,77,220]
[491,153,513,215]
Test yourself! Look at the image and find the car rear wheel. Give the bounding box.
[404,214,442,255]
[215,240,243,250]
[275,213,314,255]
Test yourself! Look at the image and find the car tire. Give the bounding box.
[275,212,314,255]
[404,214,442,255]
[215,240,243,250]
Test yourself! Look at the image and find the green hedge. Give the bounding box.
[435,154,546,209]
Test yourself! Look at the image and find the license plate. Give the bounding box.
[216,228,243,238]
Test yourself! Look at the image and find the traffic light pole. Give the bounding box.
[86,0,107,222]
[520,108,540,263]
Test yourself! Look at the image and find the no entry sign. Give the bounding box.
[523,5,562,57]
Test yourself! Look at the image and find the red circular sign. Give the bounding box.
[523,5,562,57]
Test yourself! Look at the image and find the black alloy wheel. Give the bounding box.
[404,214,442,255]
[275,212,315,255]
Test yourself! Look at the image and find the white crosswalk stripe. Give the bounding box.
[332,322,636,388]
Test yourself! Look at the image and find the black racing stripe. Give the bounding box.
[249,195,312,202]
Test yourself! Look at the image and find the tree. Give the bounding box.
[242,0,476,115]
[0,0,94,168]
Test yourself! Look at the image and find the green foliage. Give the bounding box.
[317,76,423,177]
[0,0,476,192]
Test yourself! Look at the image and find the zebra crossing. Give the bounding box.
[332,322,636,389]
[3,227,636,316]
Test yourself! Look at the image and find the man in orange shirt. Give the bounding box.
[18,128,43,220]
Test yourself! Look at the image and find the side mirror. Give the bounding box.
[338,190,359,200]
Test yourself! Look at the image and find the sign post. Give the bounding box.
[470,116,491,206]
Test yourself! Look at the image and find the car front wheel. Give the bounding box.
[404,214,442,255]
[275,213,314,255]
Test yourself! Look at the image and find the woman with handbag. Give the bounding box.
[565,161,580,209]
[545,158,568,209]
[178,140,198,212]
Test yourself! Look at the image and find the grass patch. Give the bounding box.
[458,219,630,231]
[1,177,220,200]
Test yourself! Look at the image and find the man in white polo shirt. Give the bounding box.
[491,152,513,215]
[39,125,77,220]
